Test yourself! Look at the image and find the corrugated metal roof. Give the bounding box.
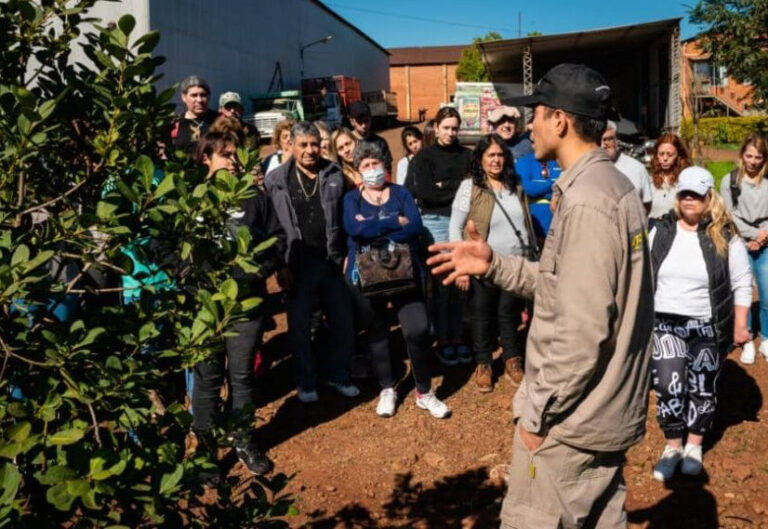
[479,18,681,82]
[388,45,466,66]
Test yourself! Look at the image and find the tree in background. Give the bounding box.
[455,32,503,82]
[0,1,293,526]
[689,0,768,111]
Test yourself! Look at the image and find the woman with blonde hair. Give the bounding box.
[261,119,295,176]
[648,133,692,223]
[649,166,752,482]
[720,132,768,364]
[331,127,362,189]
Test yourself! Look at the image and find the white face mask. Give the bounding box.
[361,165,386,187]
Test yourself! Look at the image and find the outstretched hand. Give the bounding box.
[426,220,493,285]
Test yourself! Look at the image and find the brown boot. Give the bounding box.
[504,357,524,387]
[474,363,493,393]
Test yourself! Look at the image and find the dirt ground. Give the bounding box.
[246,127,763,528]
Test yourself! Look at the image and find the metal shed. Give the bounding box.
[478,18,682,136]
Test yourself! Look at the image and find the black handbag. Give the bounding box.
[356,238,417,297]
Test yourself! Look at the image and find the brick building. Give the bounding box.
[389,45,465,122]
[681,37,759,118]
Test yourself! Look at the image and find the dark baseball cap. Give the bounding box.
[349,101,371,119]
[506,63,617,120]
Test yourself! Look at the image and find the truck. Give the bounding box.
[250,89,342,139]
[363,90,398,127]
[452,82,523,144]
[251,75,361,139]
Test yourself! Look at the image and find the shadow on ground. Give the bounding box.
[628,471,718,529]
[305,467,503,528]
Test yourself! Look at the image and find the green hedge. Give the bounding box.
[681,116,768,146]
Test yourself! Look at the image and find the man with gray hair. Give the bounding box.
[171,75,218,155]
[265,121,358,403]
[601,120,652,212]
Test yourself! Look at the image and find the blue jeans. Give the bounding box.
[748,246,768,340]
[287,253,354,391]
[422,214,464,343]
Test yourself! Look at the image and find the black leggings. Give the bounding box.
[192,317,263,433]
[349,285,433,394]
[651,313,722,439]
[468,277,527,365]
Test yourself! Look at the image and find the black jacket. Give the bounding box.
[230,191,286,297]
[264,158,347,267]
[651,212,734,353]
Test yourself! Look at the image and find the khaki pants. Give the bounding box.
[499,428,628,529]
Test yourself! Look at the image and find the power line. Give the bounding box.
[325,3,514,34]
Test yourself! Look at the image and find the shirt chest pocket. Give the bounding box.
[538,238,557,276]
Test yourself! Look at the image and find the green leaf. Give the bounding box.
[96,200,118,220]
[46,483,75,511]
[23,249,53,273]
[38,99,56,120]
[240,297,263,312]
[47,427,85,446]
[5,422,31,442]
[117,14,136,37]
[219,278,238,300]
[135,155,154,188]
[158,464,183,496]
[36,465,77,485]
[11,244,29,267]
[67,479,90,498]
[92,460,126,481]
[0,463,21,506]
[77,327,105,348]
[139,321,158,341]
[153,173,175,198]
[0,442,22,460]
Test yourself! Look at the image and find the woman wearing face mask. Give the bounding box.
[449,134,536,392]
[396,126,424,186]
[343,142,450,419]
[261,119,295,177]
[408,107,472,366]
[648,134,692,224]
[331,127,361,189]
[720,133,768,364]
[649,167,751,482]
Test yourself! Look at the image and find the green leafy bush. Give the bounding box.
[681,116,768,146]
[0,1,293,527]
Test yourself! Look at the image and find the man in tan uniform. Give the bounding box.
[428,64,654,528]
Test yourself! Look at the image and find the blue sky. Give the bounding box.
[323,0,703,48]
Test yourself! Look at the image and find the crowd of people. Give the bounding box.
[163,70,767,525]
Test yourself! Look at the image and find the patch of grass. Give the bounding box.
[708,161,738,189]
[713,143,741,151]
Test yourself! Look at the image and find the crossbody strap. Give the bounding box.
[481,186,539,260]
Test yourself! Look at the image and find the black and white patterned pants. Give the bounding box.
[652,314,722,439]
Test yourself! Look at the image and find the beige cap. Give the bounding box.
[219,91,242,108]
[488,106,521,123]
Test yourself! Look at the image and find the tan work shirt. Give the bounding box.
[486,148,653,451]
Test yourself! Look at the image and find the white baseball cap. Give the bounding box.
[488,106,521,124]
[677,166,714,196]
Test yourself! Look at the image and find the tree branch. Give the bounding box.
[88,403,102,447]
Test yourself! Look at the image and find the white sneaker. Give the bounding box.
[652,444,683,482]
[416,391,450,419]
[759,340,768,361]
[681,443,703,476]
[324,380,360,398]
[297,388,319,403]
[740,341,756,364]
[376,388,397,418]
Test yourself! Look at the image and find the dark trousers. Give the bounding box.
[193,317,263,432]
[468,277,526,365]
[287,254,354,391]
[349,285,433,394]
[652,313,722,439]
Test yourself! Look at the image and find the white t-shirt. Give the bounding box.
[614,153,652,204]
[650,223,752,319]
[395,156,410,186]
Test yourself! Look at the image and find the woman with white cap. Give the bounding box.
[649,166,752,482]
